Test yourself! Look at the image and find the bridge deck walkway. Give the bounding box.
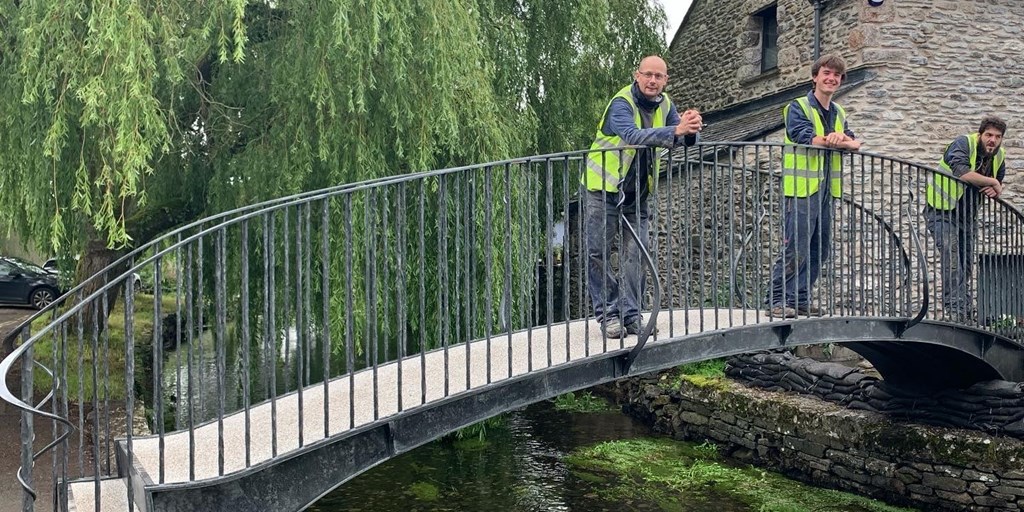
[111,309,772,494]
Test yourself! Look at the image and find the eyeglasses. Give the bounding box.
[637,71,668,81]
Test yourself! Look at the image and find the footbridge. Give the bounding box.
[4,142,1024,511]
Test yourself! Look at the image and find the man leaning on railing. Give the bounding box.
[766,53,861,319]
[582,55,702,338]
[925,115,1008,323]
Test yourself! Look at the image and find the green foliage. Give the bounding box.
[30,293,179,401]
[406,481,441,502]
[669,358,727,390]
[447,415,507,444]
[567,438,914,512]
[0,0,665,253]
[1,0,669,374]
[552,391,616,413]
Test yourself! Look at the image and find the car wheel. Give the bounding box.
[29,288,56,309]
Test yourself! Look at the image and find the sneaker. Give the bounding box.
[602,318,626,338]
[624,317,659,336]
[770,305,797,318]
[796,304,822,316]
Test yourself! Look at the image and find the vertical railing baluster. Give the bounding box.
[304,201,313,395]
[418,182,427,405]
[283,207,292,393]
[19,328,33,512]
[561,157,571,355]
[344,195,355,429]
[365,190,379,420]
[457,174,469,389]
[293,205,304,447]
[241,219,252,466]
[186,241,196,479]
[154,254,165,483]
[125,273,136,512]
[711,146,721,328]
[173,237,183,435]
[397,184,407,410]
[197,238,206,420]
[440,177,450,397]
[76,304,84,479]
[482,164,494,380]
[101,278,112,478]
[545,159,554,364]
[216,228,227,475]
[268,213,279,458]
[505,163,515,372]
[90,295,100,509]
[320,200,331,437]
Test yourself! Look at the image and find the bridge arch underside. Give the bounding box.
[140,318,1023,512]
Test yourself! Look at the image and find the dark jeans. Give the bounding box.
[583,189,650,325]
[767,193,833,309]
[925,211,976,318]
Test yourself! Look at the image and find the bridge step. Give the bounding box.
[68,477,134,512]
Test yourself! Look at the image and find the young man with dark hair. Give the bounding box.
[767,53,861,318]
[925,115,1008,322]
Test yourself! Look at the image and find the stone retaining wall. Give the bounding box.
[609,372,1024,511]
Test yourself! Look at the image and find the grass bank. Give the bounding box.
[26,293,177,402]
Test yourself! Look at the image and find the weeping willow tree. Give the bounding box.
[0,0,666,361]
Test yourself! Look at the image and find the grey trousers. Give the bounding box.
[925,211,977,318]
[767,193,833,309]
[583,190,650,325]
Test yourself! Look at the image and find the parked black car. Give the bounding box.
[0,256,62,309]
[43,257,142,290]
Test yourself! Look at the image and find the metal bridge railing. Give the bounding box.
[0,142,1021,511]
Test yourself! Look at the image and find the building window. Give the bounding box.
[757,5,778,72]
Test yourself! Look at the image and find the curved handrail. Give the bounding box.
[0,145,654,502]
[4,141,1024,509]
[620,211,662,373]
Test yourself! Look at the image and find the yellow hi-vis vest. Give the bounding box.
[781,97,847,198]
[582,85,671,193]
[927,133,1007,210]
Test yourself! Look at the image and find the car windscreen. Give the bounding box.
[6,258,47,274]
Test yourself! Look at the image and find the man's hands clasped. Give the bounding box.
[821,131,861,151]
[675,109,704,137]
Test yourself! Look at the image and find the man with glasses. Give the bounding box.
[582,55,703,338]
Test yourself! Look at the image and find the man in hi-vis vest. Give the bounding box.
[583,55,702,338]
[925,116,1008,322]
[767,54,861,319]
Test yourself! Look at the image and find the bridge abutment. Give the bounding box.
[611,364,1024,511]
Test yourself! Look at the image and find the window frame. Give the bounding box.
[755,4,779,73]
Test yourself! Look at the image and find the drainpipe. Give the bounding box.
[812,0,824,60]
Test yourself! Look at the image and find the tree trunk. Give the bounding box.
[72,240,129,328]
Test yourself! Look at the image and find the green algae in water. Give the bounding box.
[567,438,915,512]
[406,481,440,502]
[553,391,618,413]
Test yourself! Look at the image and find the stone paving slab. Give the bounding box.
[68,477,129,512]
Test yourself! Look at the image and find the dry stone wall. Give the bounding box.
[610,370,1024,511]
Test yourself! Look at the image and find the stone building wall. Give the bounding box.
[667,0,857,114]
[610,373,1024,511]
[669,0,1024,202]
